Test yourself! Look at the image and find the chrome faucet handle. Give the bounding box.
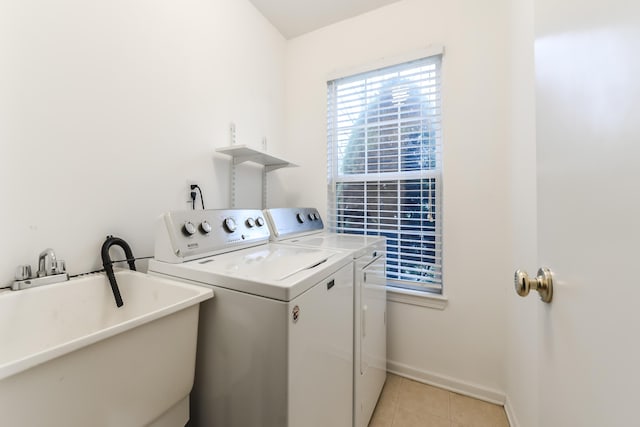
[51,260,66,275]
[15,265,32,281]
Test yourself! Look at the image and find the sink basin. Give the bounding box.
[0,269,213,427]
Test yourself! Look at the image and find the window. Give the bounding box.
[327,54,443,294]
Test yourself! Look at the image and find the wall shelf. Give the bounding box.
[215,144,297,208]
[216,145,297,172]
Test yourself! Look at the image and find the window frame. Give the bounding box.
[326,47,445,295]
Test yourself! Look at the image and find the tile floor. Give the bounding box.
[368,374,510,427]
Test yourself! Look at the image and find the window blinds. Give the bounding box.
[327,55,443,293]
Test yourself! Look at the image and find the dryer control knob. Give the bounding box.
[296,213,305,223]
[223,217,237,233]
[246,218,256,228]
[255,217,265,227]
[200,221,212,234]
[183,221,197,236]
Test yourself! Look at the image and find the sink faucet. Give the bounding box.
[101,235,137,308]
[37,248,60,277]
[13,248,68,290]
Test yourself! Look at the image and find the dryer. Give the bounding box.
[264,207,387,427]
[148,209,353,427]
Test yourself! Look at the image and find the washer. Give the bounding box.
[264,207,387,427]
[148,209,353,427]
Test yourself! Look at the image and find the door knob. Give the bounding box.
[514,267,553,303]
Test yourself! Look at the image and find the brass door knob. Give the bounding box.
[514,268,553,303]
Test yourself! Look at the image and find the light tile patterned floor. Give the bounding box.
[369,374,510,427]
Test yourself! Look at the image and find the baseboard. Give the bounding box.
[386,360,506,406]
[503,396,520,427]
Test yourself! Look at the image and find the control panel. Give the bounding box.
[264,207,324,240]
[154,209,271,263]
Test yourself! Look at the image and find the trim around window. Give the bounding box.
[387,285,448,310]
[326,44,445,82]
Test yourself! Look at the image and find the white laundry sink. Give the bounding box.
[0,269,213,427]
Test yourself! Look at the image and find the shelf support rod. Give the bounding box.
[262,167,268,209]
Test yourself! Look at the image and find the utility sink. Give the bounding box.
[0,270,213,427]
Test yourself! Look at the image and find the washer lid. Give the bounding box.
[283,233,385,259]
[149,243,351,301]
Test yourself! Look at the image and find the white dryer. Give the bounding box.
[148,209,353,427]
[264,207,387,427]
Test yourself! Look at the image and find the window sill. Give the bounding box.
[386,286,448,310]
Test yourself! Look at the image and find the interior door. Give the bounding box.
[535,0,640,425]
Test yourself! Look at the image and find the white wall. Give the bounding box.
[280,0,512,398]
[0,0,286,284]
[505,0,538,425]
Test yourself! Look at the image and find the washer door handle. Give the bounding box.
[361,305,368,338]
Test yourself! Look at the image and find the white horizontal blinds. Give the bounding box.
[327,55,443,293]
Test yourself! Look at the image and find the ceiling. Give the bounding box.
[249,0,403,39]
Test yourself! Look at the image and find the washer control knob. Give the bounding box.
[183,221,197,236]
[296,213,305,223]
[255,217,265,227]
[200,220,212,234]
[308,213,314,221]
[246,218,256,228]
[223,217,237,233]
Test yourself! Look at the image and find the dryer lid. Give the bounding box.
[288,233,384,251]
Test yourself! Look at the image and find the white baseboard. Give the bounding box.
[503,396,520,427]
[386,360,506,406]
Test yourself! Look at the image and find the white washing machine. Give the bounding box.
[264,207,387,427]
[148,209,353,427]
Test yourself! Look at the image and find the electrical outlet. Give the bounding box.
[186,180,198,204]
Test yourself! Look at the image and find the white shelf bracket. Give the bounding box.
[215,144,298,209]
